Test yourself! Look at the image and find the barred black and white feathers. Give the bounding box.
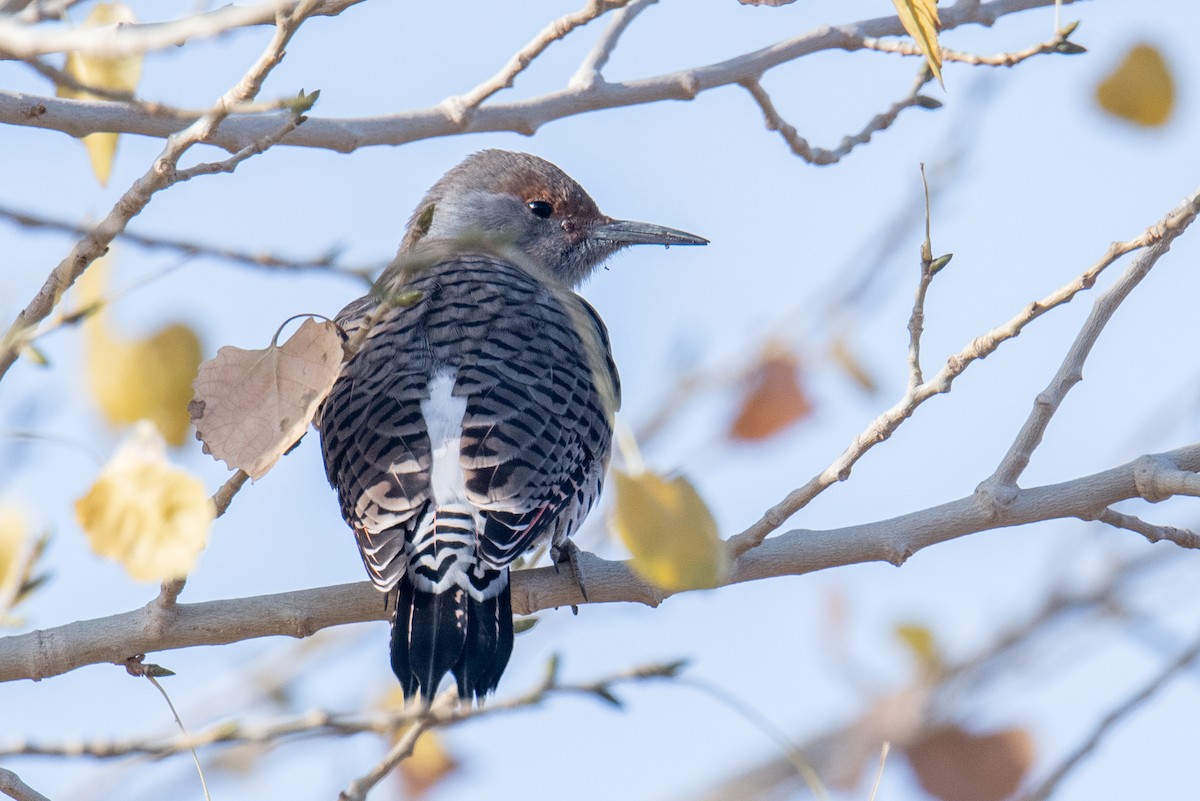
[318,150,705,701]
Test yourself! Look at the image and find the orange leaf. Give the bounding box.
[729,351,812,441]
[907,725,1035,801]
[397,729,459,798]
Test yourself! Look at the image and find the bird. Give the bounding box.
[318,149,706,702]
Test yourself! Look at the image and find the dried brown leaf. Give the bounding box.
[729,350,812,441]
[190,318,343,480]
[907,725,1035,801]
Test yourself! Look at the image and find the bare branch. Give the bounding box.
[906,163,941,389]
[0,1,323,383]
[989,190,1200,488]
[0,0,365,58]
[441,0,624,124]
[742,68,937,166]
[571,0,658,88]
[4,443,1200,684]
[0,0,1080,153]
[211,471,250,519]
[1097,509,1200,550]
[338,713,433,801]
[172,111,307,183]
[28,660,672,762]
[0,203,376,280]
[730,182,1200,557]
[1017,630,1200,801]
[0,769,51,801]
[858,19,1085,67]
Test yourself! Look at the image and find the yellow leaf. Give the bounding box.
[829,333,879,395]
[0,504,29,613]
[190,318,344,480]
[611,470,726,593]
[1095,43,1174,128]
[80,259,202,446]
[56,2,142,185]
[75,422,214,582]
[892,0,943,87]
[895,621,942,676]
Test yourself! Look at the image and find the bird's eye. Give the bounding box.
[527,200,553,219]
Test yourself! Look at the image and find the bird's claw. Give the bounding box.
[551,539,590,604]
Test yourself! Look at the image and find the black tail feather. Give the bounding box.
[389,580,419,699]
[455,578,513,701]
[390,571,514,702]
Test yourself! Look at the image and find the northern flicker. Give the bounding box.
[319,150,706,701]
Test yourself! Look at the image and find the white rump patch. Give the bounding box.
[420,370,468,506]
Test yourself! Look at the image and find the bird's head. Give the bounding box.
[397,150,706,287]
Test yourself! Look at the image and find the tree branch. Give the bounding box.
[440,0,624,124]
[0,769,51,801]
[0,0,364,58]
[729,182,1200,557]
[0,0,1078,153]
[3,443,1200,684]
[989,191,1200,488]
[1017,629,1200,801]
[741,67,938,166]
[0,203,376,280]
[0,1,322,382]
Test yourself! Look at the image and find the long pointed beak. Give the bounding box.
[590,219,708,247]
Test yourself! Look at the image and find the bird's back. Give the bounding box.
[319,251,620,699]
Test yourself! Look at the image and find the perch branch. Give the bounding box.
[3,443,1200,683]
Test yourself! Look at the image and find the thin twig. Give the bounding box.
[570,0,657,88]
[906,163,939,389]
[0,0,365,58]
[1017,631,1200,801]
[337,712,434,801]
[144,674,212,801]
[729,183,1200,559]
[741,67,937,166]
[867,742,891,801]
[0,0,323,382]
[173,111,307,183]
[0,660,683,760]
[677,678,829,801]
[211,471,250,518]
[1097,509,1200,550]
[0,203,376,280]
[988,189,1200,489]
[859,21,1085,67]
[440,0,623,124]
[14,52,302,118]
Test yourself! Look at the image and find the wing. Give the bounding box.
[452,267,621,567]
[319,294,434,591]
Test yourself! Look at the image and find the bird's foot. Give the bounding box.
[551,539,590,608]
